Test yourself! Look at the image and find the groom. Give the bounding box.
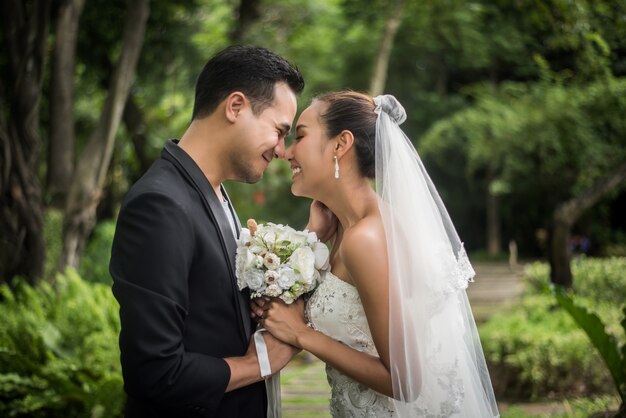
[110,46,304,417]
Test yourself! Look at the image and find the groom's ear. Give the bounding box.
[224,92,247,123]
[335,130,355,158]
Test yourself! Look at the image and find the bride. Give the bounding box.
[253,91,499,417]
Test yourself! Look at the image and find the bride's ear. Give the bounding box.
[334,130,355,158]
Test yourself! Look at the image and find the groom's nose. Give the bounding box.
[273,137,286,159]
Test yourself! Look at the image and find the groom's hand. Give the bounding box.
[306,200,338,243]
[224,330,299,392]
[250,297,270,320]
[256,331,301,375]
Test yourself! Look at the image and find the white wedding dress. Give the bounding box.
[306,270,396,417]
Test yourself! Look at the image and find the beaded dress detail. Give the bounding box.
[306,271,396,417]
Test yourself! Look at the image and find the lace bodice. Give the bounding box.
[306,271,396,417]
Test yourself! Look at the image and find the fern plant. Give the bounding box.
[552,285,626,417]
[0,269,124,417]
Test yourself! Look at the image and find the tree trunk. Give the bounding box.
[60,0,150,270]
[47,0,85,208]
[0,0,51,284]
[550,161,626,288]
[369,0,405,96]
[123,93,152,176]
[230,0,261,43]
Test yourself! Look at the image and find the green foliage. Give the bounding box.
[80,221,117,285]
[43,210,116,285]
[421,78,626,254]
[525,258,626,306]
[479,257,626,401]
[479,293,615,400]
[552,285,626,404]
[0,270,123,417]
[43,210,64,281]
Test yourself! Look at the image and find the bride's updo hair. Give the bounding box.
[315,91,377,178]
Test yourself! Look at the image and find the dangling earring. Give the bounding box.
[334,155,339,179]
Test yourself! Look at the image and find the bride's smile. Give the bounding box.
[285,100,347,199]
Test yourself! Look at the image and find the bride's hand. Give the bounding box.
[261,297,309,348]
[307,200,338,243]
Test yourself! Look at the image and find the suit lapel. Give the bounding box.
[162,140,251,342]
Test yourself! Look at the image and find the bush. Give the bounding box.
[0,269,124,417]
[480,294,616,400]
[479,257,626,401]
[525,257,626,305]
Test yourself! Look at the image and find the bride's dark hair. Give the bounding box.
[314,91,377,179]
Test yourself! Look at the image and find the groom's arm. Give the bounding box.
[110,192,234,413]
[224,331,300,392]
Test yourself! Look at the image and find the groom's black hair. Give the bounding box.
[192,45,304,120]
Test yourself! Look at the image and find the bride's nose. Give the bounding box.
[283,143,295,161]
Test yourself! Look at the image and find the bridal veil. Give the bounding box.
[374,95,499,417]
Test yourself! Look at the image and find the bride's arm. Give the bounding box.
[261,220,393,398]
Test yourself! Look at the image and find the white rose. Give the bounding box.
[304,270,320,292]
[312,242,330,270]
[263,253,281,270]
[306,231,318,244]
[280,290,296,304]
[258,224,277,244]
[264,270,279,284]
[292,231,310,246]
[235,247,255,283]
[273,224,291,240]
[288,247,315,282]
[254,255,264,269]
[249,245,265,255]
[277,225,307,246]
[243,270,265,292]
[277,265,297,289]
[265,283,282,297]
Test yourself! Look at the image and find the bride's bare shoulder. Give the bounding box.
[340,215,387,268]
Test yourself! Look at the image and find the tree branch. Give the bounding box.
[369,0,405,96]
[555,161,626,226]
[62,0,150,269]
[48,0,85,205]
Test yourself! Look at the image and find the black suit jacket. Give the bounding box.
[110,140,266,418]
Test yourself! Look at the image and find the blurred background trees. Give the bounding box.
[1,0,625,287]
[1,1,626,416]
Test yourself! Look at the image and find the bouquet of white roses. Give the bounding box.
[235,219,330,304]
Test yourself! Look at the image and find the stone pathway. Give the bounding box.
[466,261,526,322]
[280,261,526,417]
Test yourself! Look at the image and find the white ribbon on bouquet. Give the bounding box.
[254,328,281,418]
